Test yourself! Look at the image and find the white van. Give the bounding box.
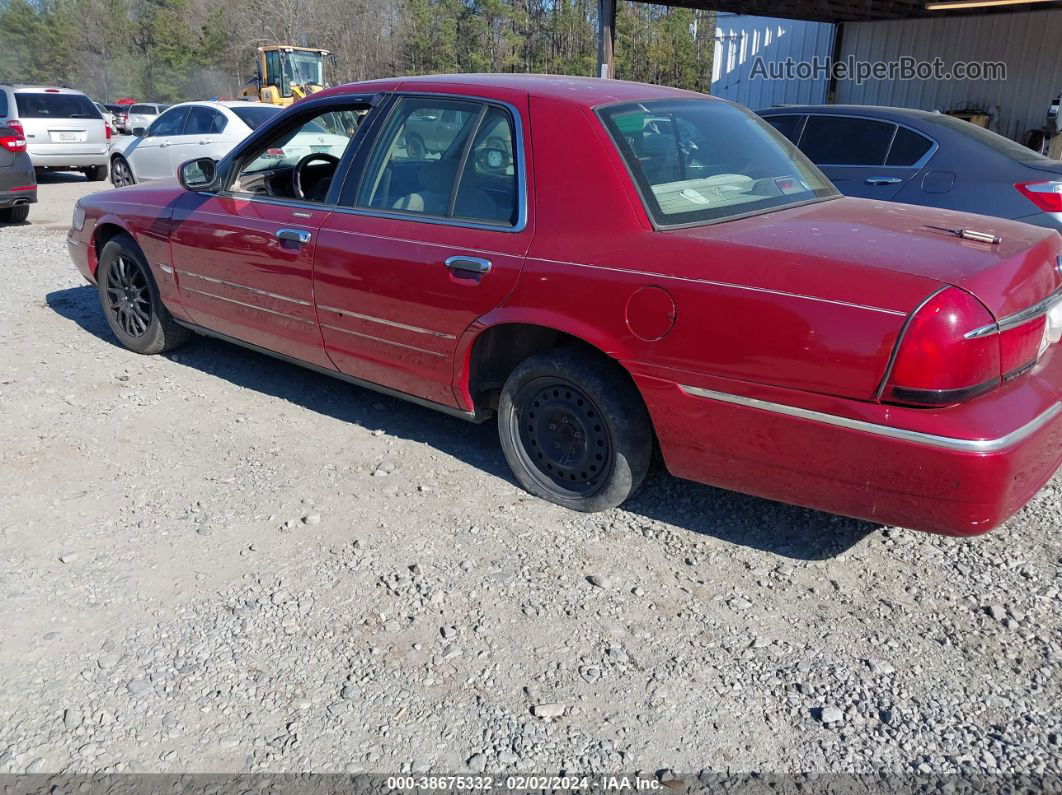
[0,86,109,180]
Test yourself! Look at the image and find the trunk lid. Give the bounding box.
[675,196,1061,319]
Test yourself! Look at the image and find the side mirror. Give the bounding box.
[131,127,146,138]
[178,158,219,192]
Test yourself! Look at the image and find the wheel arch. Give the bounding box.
[91,219,138,277]
[455,311,640,416]
[109,152,134,183]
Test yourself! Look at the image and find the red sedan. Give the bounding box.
[67,75,1062,536]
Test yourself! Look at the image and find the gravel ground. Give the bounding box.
[1,177,1060,778]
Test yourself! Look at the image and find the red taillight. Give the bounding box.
[0,133,26,153]
[7,119,23,136]
[884,288,1001,406]
[105,125,111,140]
[1015,180,1062,213]
[1000,316,1047,379]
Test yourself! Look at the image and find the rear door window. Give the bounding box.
[15,93,100,119]
[800,116,896,166]
[885,127,934,166]
[0,91,8,117]
[184,107,227,135]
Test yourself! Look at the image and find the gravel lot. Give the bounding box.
[1,175,1060,779]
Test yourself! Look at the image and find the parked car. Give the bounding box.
[0,85,109,180]
[94,102,118,135]
[124,103,168,134]
[758,105,1062,232]
[0,123,36,223]
[109,100,351,186]
[105,103,130,132]
[67,76,1062,536]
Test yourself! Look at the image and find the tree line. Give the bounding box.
[0,0,714,103]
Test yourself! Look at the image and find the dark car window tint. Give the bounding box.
[129,104,156,115]
[15,92,100,119]
[231,105,281,130]
[763,114,803,143]
[355,97,484,219]
[0,91,7,117]
[800,116,895,166]
[886,127,933,166]
[184,107,227,135]
[452,106,518,225]
[148,107,188,136]
[924,113,1057,165]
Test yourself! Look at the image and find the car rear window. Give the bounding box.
[15,92,100,119]
[924,113,1056,165]
[129,104,157,114]
[600,99,836,227]
[231,106,281,130]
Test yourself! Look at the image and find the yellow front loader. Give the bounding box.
[241,45,332,106]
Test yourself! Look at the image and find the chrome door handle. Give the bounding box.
[865,176,902,185]
[199,139,211,144]
[159,141,170,148]
[444,255,492,275]
[276,228,312,244]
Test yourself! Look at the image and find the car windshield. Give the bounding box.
[600,99,836,227]
[16,92,100,119]
[922,113,1055,165]
[231,105,282,130]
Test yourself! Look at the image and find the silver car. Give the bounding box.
[124,103,168,134]
[0,85,109,180]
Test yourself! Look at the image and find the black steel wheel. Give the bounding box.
[499,347,652,512]
[111,157,135,187]
[97,234,191,354]
[514,378,614,497]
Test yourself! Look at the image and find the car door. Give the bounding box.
[168,98,374,369]
[797,115,925,200]
[169,106,235,173]
[130,106,188,181]
[312,94,533,408]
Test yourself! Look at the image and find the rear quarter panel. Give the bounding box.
[470,96,936,404]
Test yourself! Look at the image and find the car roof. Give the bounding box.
[7,85,91,95]
[758,104,946,122]
[163,100,277,111]
[315,74,709,108]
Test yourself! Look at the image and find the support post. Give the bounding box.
[597,0,616,79]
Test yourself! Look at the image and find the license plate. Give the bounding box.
[55,131,81,142]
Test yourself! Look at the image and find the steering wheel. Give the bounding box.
[292,153,341,200]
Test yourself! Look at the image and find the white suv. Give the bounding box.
[0,85,109,180]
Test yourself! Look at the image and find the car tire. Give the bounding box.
[110,157,135,188]
[498,347,652,512]
[83,164,108,182]
[405,133,426,159]
[97,234,191,355]
[0,204,29,224]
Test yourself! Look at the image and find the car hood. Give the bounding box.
[673,196,1061,318]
